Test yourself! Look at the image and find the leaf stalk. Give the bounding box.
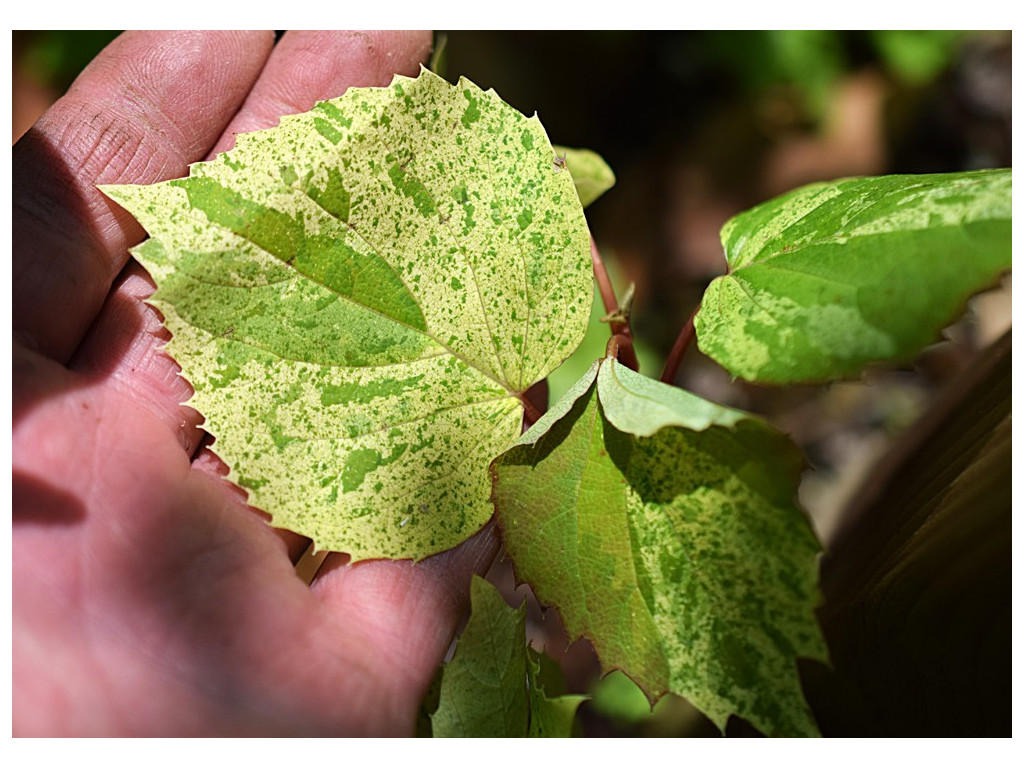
[660,303,700,385]
[591,240,639,372]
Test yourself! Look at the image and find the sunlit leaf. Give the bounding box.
[102,68,592,560]
[588,670,655,724]
[493,359,827,736]
[696,169,1011,383]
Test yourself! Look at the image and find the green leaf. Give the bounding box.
[430,576,585,737]
[869,30,965,86]
[527,647,587,737]
[588,670,655,724]
[101,68,593,560]
[696,169,1011,383]
[493,359,827,737]
[431,576,529,737]
[552,145,616,208]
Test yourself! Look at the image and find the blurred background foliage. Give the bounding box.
[437,31,1010,363]
[13,31,1011,363]
[13,30,1011,736]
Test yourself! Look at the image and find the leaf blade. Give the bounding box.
[431,576,529,737]
[527,647,587,737]
[696,169,1011,383]
[102,69,593,560]
[494,360,826,736]
[552,144,616,208]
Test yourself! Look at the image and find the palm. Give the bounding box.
[13,30,497,736]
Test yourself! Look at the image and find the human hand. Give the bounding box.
[13,30,500,736]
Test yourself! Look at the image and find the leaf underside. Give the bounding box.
[696,169,1012,383]
[102,68,593,560]
[493,359,827,737]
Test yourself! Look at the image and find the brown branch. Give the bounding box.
[614,333,639,372]
[606,334,623,359]
[660,303,700,384]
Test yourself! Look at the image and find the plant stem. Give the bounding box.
[609,332,639,372]
[520,391,543,430]
[591,240,640,372]
[606,333,632,361]
[660,303,700,384]
[591,239,619,317]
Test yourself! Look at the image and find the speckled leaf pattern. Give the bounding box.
[431,576,584,737]
[102,69,592,560]
[493,359,827,737]
[696,169,1011,383]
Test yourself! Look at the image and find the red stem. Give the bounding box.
[660,303,700,384]
[520,393,543,428]
[613,333,639,373]
[590,240,640,372]
[520,379,547,432]
[590,239,618,317]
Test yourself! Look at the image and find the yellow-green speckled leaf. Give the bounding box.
[493,359,827,736]
[102,68,592,560]
[696,169,1011,383]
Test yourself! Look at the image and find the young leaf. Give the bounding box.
[551,144,616,208]
[696,169,1011,383]
[527,647,588,737]
[588,669,656,724]
[101,68,593,560]
[431,576,529,737]
[430,576,585,737]
[493,359,827,737]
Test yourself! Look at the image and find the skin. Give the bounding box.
[12,30,502,737]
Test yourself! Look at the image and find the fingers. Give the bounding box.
[67,261,204,452]
[307,522,502,729]
[60,30,435,566]
[207,30,433,157]
[68,29,433,418]
[13,30,275,364]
